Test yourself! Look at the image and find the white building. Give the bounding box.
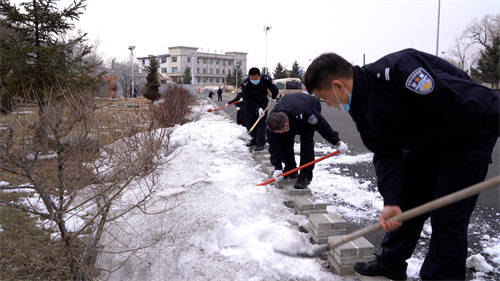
[137,46,247,86]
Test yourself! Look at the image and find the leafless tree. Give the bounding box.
[0,86,179,280]
[447,14,499,73]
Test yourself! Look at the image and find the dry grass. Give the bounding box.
[0,96,169,280]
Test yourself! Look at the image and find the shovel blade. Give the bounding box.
[274,244,329,258]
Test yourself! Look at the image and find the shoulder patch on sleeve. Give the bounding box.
[405,67,434,95]
[308,114,318,125]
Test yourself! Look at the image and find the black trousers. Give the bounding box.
[278,132,315,180]
[236,109,245,127]
[378,149,492,280]
[217,94,222,101]
[245,109,267,146]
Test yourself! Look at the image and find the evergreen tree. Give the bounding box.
[226,70,234,86]
[0,0,101,113]
[143,58,160,101]
[273,63,286,79]
[183,67,192,84]
[471,36,500,88]
[290,61,301,78]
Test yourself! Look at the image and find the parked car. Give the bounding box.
[273,78,303,99]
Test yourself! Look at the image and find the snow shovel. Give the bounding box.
[274,175,500,258]
[257,150,341,186]
[208,100,241,112]
[248,101,272,133]
[225,108,239,119]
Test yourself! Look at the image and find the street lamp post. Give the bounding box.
[435,0,441,56]
[128,46,136,98]
[263,25,272,73]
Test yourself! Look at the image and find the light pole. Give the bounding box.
[435,0,441,56]
[190,51,196,86]
[128,46,136,98]
[263,25,272,73]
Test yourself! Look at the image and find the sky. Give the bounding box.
[76,0,500,71]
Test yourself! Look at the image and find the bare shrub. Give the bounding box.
[0,87,188,280]
[150,85,196,128]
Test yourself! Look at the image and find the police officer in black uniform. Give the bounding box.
[304,49,499,280]
[227,87,246,127]
[267,92,344,189]
[242,67,279,151]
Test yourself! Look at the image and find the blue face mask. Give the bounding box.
[342,93,352,113]
[250,79,260,85]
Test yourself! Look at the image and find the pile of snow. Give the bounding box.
[97,103,339,280]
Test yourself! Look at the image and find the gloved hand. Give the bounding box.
[258,108,265,117]
[272,169,283,182]
[225,103,228,106]
[236,107,240,111]
[239,98,243,102]
[335,141,349,153]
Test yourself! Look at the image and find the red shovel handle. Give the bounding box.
[256,150,340,186]
[208,100,241,112]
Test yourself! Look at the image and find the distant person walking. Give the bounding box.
[217,87,223,101]
[208,91,214,100]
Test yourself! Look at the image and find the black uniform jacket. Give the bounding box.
[350,48,499,206]
[268,93,340,170]
[241,75,278,112]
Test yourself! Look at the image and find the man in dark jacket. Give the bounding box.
[217,87,223,101]
[305,49,499,280]
[267,92,345,189]
[242,67,279,151]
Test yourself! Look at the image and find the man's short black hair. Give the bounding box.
[267,112,288,131]
[248,67,261,76]
[304,53,353,93]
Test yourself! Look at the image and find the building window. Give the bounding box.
[215,60,219,65]
[197,68,200,74]
[216,78,220,83]
[209,59,213,64]
[172,57,177,62]
[161,68,167,73]
[222,69,225,74]
[210,78,213,83]
[197,77,201,83]
[209,68,213,74]
[203,59,207,64]
[216,69,219,74]
[197,58,200,63]
[222,78,224,83]
[161,57,166,63]
[228,61,232,66]
[172,67,178,73]
[142,59,145,65]
[223,60,225,66]
[203,68,206,74]
[187,57,191,63]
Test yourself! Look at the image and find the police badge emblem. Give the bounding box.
[308,114,318,125]
[405,67,435,95]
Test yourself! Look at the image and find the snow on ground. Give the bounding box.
[3,99,498,280]
[97,102,340,281]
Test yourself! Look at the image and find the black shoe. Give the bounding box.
[294,176,310,189]
[284,172,298,179]
[254,145,265,151]
[245,140,256,147]
[354,259,407,280]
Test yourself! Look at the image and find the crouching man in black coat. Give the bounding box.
[266,92,346,189]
